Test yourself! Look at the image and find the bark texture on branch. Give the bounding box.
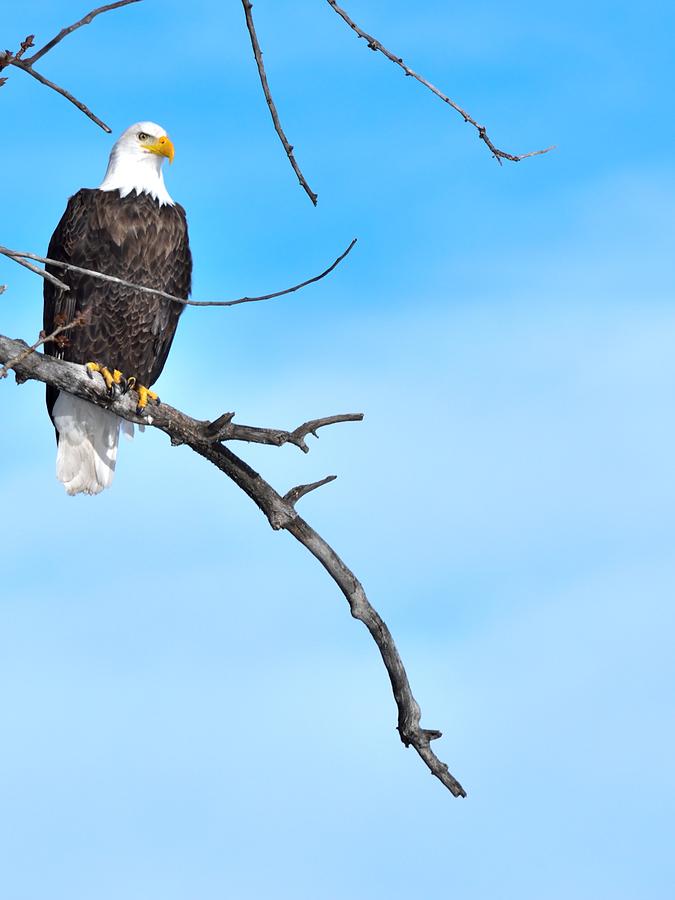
[0,332,466,798]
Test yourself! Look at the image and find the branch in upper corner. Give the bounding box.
[1,1,141,132]
[325,0,554,165]
[0,239,356,309]
[241,0,318,205]
[22,0,142,66]
[0,331,466,798]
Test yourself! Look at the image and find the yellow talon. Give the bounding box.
[86,364,159,413]
[136,384,150,410]
[86,362,119,394]
[135,384,160,414]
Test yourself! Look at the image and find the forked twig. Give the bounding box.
[0,250,70,290]
[0,240,356,308]
[205,413,364,448]
[0,1,141,131]
[23,0,141,65]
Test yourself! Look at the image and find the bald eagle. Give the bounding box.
[43,121,192,495]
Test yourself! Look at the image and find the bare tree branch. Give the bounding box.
[325,0,554,165]
[22,0,141,65]
[207,413,364,449]
[8,61,112,132]
[0,240,357,308]
[0,331,466,799]
[241,0,318,205]
[0,1,141,131]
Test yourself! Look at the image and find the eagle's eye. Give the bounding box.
[137,131,149,142]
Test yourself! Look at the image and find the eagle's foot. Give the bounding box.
[86,362,125,398]
[126,376,160,416]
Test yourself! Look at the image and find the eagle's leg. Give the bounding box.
[86,362,126,397]
[126,376,160,416]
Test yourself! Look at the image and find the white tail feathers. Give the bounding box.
[52,392,125,496]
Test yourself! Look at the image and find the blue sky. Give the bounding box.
[1,1,674,897]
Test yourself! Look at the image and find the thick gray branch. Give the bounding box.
[0,332,466,798]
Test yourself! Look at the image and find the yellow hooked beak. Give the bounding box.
[147,134,175,164]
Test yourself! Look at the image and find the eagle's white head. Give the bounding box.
[98,121,176,206]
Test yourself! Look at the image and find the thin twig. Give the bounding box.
[0,240,356,308]
[23,0,141,65]
[9,61,113,132]
[241,0,318,205]
[325,0,554,165]
[0,318,84,379]
[2,1,141,132]
[0,331,466,798]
